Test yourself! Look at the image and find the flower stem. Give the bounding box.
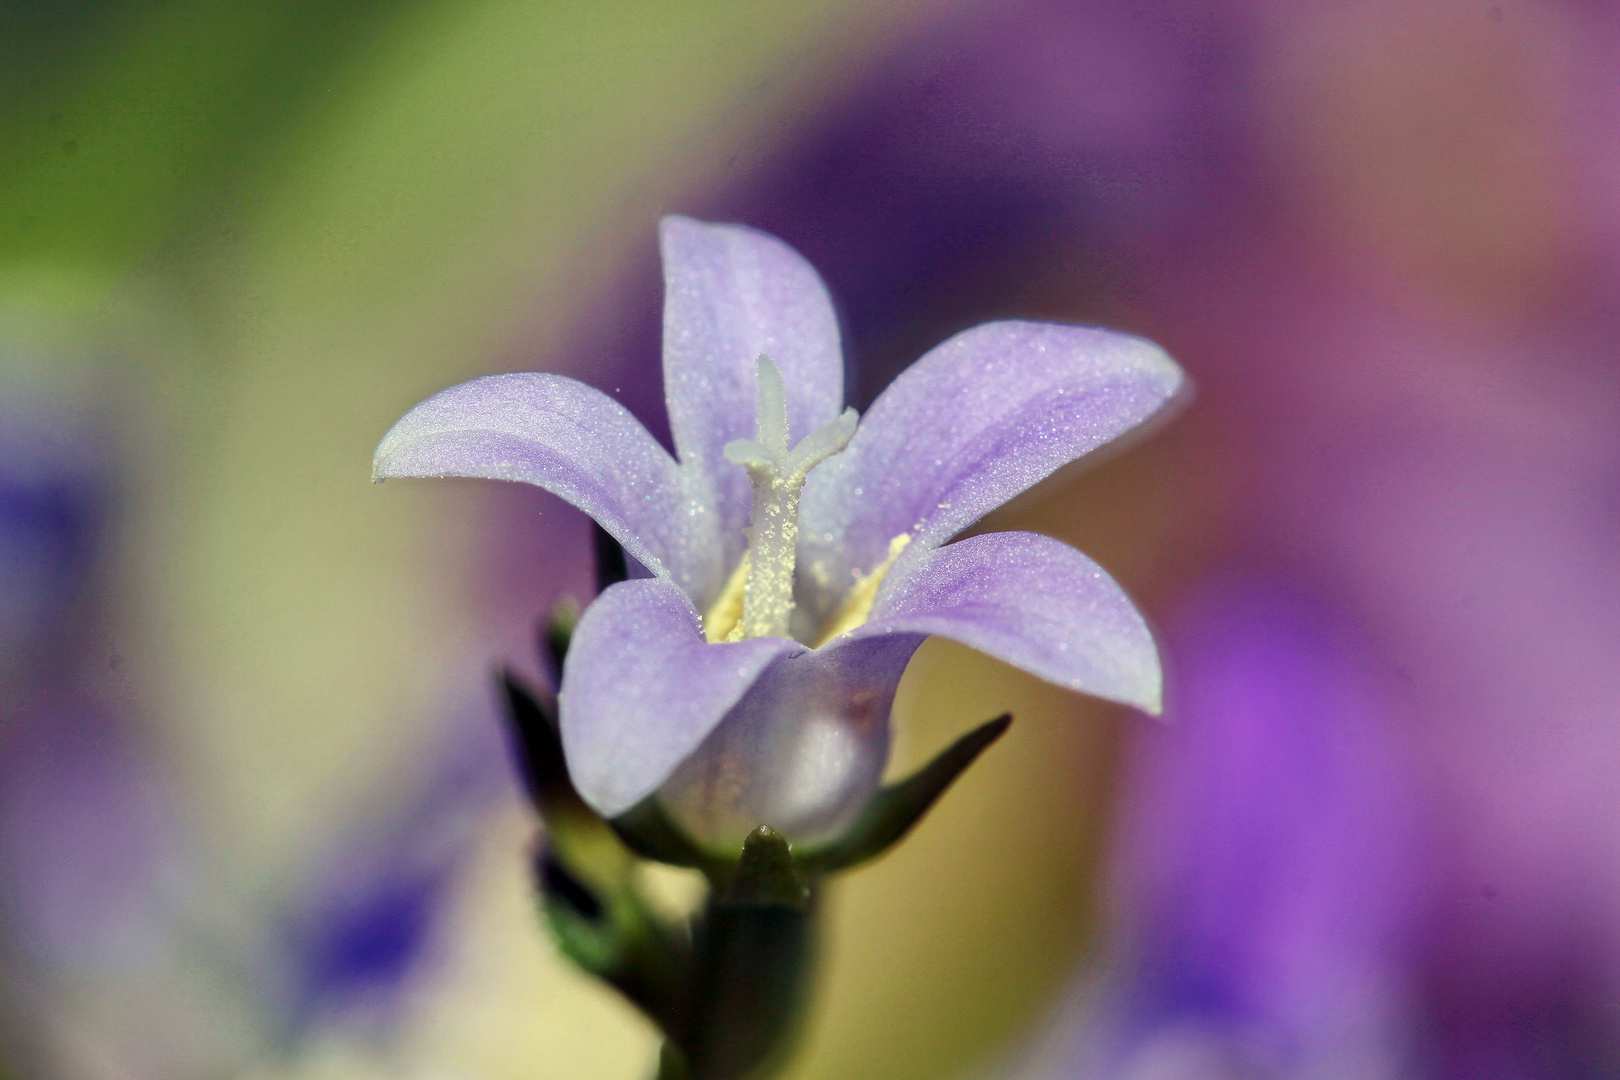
[652,826,818,1080]
[672,886,818,1080]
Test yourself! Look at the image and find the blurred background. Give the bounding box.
[3,0,1618,1077]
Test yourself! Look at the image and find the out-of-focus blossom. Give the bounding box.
[0,374,510,1077]
[0,387,108,708]
[1048,578,1424,1080]
[376,216,1179,852]
[0,694,510,1078]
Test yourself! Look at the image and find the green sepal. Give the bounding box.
[537,850,619,973]
[501,671,631,873]
[503,672,693,1036]
[535,845,693,1037]
[795,713,1012,875]
[498,670,590,824]
[611,797,728,877]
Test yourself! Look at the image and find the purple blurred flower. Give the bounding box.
[0,390,109,711]
[0,377,505,1075]
[1062,577,1424,1080]
[0,695,507,1075]
[283,702,512,1032]
[376,215,1180,849]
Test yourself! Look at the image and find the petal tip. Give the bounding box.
[368,444,417,482]
[1139,686,1165,718]
[657,213,807,270]
[1110,330,1185,394]
[572,779,640,822]
[657,214,692,249]
[1126,653,1166,717]
[659,213,735,252]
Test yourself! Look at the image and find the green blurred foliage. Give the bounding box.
[0,0,419,273]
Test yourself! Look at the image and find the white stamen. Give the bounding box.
[723,354,857,640]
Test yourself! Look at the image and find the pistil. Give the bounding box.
[723,355,857,640]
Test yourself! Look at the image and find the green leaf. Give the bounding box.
[536,847,693,1037]
[538,851,619,973]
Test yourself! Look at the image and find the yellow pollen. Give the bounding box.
[703,553,751,643]
[813,534,911,646]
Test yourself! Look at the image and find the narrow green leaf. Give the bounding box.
[536,847,693,1039]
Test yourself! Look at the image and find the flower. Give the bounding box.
[374,216,1182,851]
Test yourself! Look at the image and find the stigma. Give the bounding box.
[719,355,857,641]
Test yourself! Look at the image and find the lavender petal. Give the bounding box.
[853,530,1161,713]
[559,576,804,818]
[798,321,1181,606]
[373,372,719,598]
[659,216,845,559]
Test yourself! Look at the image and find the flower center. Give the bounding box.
[811,533,910,646]
[716,355,857,641]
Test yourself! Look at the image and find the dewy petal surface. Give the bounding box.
[660,216,845,559]
[852,531,1162,713]
[798,321,1182,608]
[373,372,718,597]
[559,576,804,818]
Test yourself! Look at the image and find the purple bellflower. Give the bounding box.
[374,217,1181,852]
